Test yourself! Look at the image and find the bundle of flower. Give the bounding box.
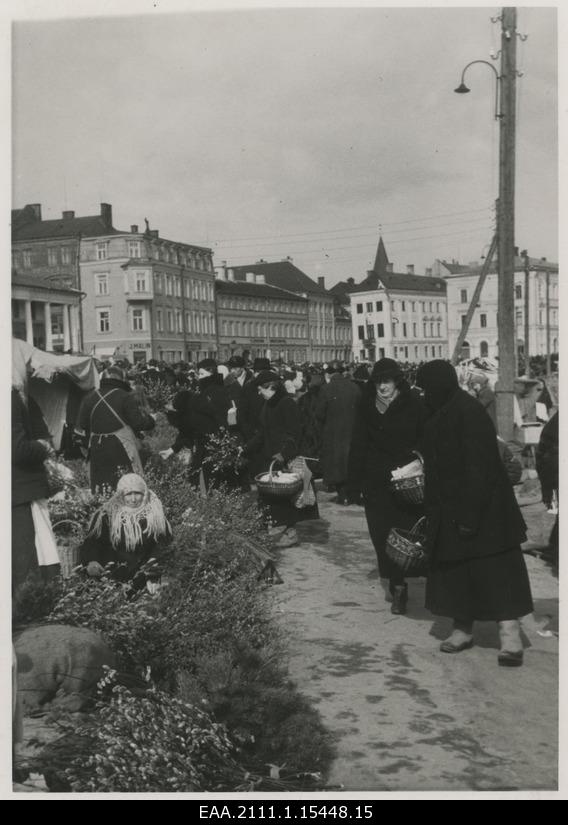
[202,428,244,479]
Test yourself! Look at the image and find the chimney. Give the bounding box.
[281,255,293,263]
[541,257,547,262]
[425,267,433,277]
[131,224,139,233]
[149,229,159,238]
[28,203,42,221]
[317,276,325,289]
[62,210,75,220]
[386,263,394,273]
[255,273,266,285]
[227,268,235,281]
[406,264,414,275]
[245,271,255,283]
[256,258,267,264]
[100,203,113,227]
[347,277,355,285]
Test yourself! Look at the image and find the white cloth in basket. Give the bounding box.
[257,471,301,484]
[391,458,423,481]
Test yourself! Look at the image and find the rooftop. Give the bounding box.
[230,260,328,296]
[216,279,308,302]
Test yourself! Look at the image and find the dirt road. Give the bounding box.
[274,491,559,793]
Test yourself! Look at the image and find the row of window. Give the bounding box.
[356,300,444,315]
[96,241,213,271]
[17,247,74,268]
[360,344,446,361]
[218,297,306,314]
[220,321,308,339]
[357,321,443,340]
[96,307,217,335]
[94,271,215,302]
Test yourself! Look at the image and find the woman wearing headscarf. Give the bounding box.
[347,358,426,614]
[415,360,533,666]
[77,365,156,493]
[79,473,171,589]
[245,370,318,548]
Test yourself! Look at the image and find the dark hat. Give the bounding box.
[253,357,271,372]
[325,360,345,374]
[370,358,403,383]
[253,370,281,387]
[353,364,370,381]
[101,365,129,384]
[227,355,245,369]
[196,358,218,374]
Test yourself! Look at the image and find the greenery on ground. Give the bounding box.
[22,423,334,792]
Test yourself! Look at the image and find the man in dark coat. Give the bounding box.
[77,366,156,493]
[316,361,361,504]
[535,411,558,570]
[348,358,426,614]
[415,360,533,666]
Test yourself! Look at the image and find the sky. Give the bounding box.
[9,2,559,288]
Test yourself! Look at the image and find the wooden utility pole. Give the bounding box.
[450,232,498,365]
[495,6,517,441]
[545,270,551,375]
[522,249,530,375]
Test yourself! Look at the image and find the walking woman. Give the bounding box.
[415,360,533,666]
[348,358,426,614]
[245,370,318,548]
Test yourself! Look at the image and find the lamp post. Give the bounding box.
[454,7,518,441]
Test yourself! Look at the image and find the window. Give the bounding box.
[461,315,467,328]
[438,345,443,357]
[358,325,365,341]
[412,323,417,337]
[460,289,468,303]
[97,308,111,333]
[431,346,436,357]
[129,241,140,259]
[61,247,72,265]
[375,322,383,338]
[411,302,416,312]
[154,273,163,294]
[401,301,406,312]
[429,302,433,312]
[421,302,425,312]
[423,323,428,338]
[404,346,408,359]
[376,301,383,312]
[391,301,396,311]
[165,275,173,296]
[23,250,32,267]
[95,273,109,295]
[167,311,174,332]
[203,314,209,334]
[366,302,373,313]
[156,309,163,332]
[515,284,522,300]
[176,311,183,333]
[480,341,489,358]
[132,308,145,332]
[174,277,181,297]
[185,312,192,332]
[211,315,216,335]
[480,313,487,328]
[195,314,201,334]
[48,247,58,266]
[366,324,374,340]
[402,322,407,338]
[414,346,419,359]
[437,322,441,337]
[515,309,523,328]
[393,346,398,359]
[430,323,434,337]
[135,272,147,292]
[436,302,440,312]
[96,243,107,261]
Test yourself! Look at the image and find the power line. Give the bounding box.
[212,205,492,244]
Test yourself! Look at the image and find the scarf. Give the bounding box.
[375,388,399,415]
[88,476,170,552]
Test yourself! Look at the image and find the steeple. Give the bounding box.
[373,236,389,275]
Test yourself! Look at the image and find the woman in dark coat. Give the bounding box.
[347,359,426,614]
[316,362,361,504]
[77,366,156,493]
[296,369,324,478]
[245,371,319,548]
[415,360,533,666]
[535,410,559,569]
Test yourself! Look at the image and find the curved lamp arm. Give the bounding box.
[454,60,502,120]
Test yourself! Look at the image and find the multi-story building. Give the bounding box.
[12,202,217,363]
[436,252,559,362]
[215,272,309,362]
[226,259,342,362]
[12,271,82,352]
[347,238,448,363]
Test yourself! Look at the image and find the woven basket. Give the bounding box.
[255,461,303,498]
[385,516,428,575]
[391,474,424,505]
[53,519,82,578]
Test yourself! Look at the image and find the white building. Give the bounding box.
[436,254,559,362]
[347,238,448,363]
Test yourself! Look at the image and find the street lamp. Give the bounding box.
[454,60,501,120]
[453,8,518,441]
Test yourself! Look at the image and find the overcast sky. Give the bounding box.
[10,3,558,287]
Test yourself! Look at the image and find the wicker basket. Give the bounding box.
[53,519,82,578]
[391,474,425,505]
[385,516,429,575]
[255,461,303,498]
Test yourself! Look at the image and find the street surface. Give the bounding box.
[274,486,559,794]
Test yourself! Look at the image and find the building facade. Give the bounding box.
[347,239,448,363]
[438,254,559,362]
[226,260,346,363]
[12,272,82,352]
[215,274,309,362]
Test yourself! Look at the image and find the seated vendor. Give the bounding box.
[79,473,171,586]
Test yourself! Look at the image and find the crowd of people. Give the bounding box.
[12,347,559,669]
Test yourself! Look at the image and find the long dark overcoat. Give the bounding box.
[347,382,426,579]
[316,374,361,486]
[421,388,527,562]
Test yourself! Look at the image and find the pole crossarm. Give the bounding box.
[450,232,498,365]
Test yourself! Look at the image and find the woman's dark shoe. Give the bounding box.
[390,583,408,615]
[497,620,524,667]
[497,650,524,667]
[440,637,475,654]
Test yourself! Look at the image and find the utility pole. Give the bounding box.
[522,249,530,376]
[545,270,551,376]
[495,6,517,442]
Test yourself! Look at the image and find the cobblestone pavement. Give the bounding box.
[273,489,559,795]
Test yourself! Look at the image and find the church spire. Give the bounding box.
[373,236,389,274]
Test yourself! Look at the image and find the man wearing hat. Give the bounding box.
[77,365,156,493]
[225,354,254,414]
